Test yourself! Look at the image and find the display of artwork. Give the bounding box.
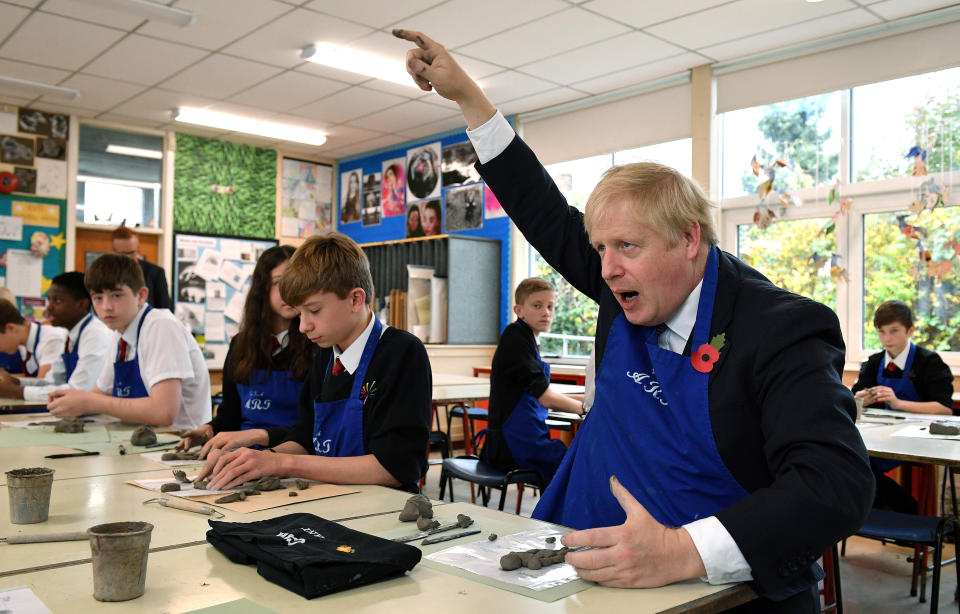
[380,158,405,217]
[280,158,332,238]
[406,141,441,201]
[0,195,67,312]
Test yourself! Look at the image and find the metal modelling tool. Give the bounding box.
[143,497,224,518]
[44,450,99,459]
[1,531,88,544]
[421,529,481,546]
[144,440,179,448]
[392,516,475,543]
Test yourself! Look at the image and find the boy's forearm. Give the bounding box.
[97,380,181,425]
[276,452,400,487]
[895,399,952,415]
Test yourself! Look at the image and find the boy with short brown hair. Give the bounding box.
[0,300,65,379]
[198,233,431,493]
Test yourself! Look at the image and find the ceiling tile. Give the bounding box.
[291,86,407,124]
[572,51,705,94]
[583,0,729,28]
[390,0,568,49]
[0,11,125,71]
[699,8,881,62]
[294,62,371,85]
[222,8,372,69]
[52,73,145,111]
[479,71,557,105]
[230,71,350,112]
[395,115,469,139]
[3,0,41,7]
[499,87,589,115]
[0,57,71,85]
[30,99,100,118]
[215,132,283,148]
[160,54,283,99]
[519,31,685,84]
[139,0,292,50]
[95,112,167,130]
[335,134,409,157]
[320,124,388,150]
[110,88,219,124]
[0,95,38,107]
[0,4,30,42]
[40,0,145,29]
[646,0,858,50]
[451,52,503,80]
[345,99,457,133]
[457,7,629,68]
[83,35,208,86]
[865,0,960,20]
[306,0,445,29]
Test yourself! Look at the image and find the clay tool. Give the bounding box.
[144,440,179,448]
[393,514,475,543]
[421,529,481,545]
[44,450,99,459]
[1,531,88,544]
[142,497,224,518]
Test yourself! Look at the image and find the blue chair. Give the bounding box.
[439,456,543,514]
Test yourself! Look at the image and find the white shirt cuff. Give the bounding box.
[23,386,49,402]
[683,516,754,584]
[466,110,515,164]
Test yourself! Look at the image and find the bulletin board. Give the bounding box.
[172,232,278,368]
[0,194,67,320]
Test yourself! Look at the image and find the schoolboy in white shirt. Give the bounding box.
[48,254,211,429]
[0,301,66,380]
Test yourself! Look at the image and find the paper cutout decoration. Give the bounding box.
[905,136,936,176]
[29,231,50,257]
[895,214,927,240]
[753,207,776,229]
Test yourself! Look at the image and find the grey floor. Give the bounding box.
[421,453,960,613]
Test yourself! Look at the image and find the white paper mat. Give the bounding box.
[891,423,960,441]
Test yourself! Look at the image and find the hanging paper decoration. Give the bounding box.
[905,135,936,176]
[753,207,776,229]
[895,214,927,240]
[750,155,791,228]
[829,253,848,284]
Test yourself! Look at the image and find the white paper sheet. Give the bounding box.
[0,111,17,134]
[224,291,245,323]
[890,422,960,440]
[141,450,204,466]
[0,586,52,614]
[35,158,66,199]
[206,281,226,312]
[0,214,23,241]
[205,312,226,343]
[219,260,245,290]
[194,249,223,280]
[5,249,42,296]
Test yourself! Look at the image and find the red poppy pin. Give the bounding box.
[691,333,725,373]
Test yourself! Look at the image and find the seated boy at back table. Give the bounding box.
[0,301,66,381]
[0,272,113,401]
[198,233,431,493]
[48,254,211,429]
[481,278,582,485]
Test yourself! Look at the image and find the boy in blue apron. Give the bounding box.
[197,233,431,494]
[0,272,112,402]
[853,300,953,513]
[482,278,582,484]
[394,30,875,612]
[178,246,316,457]
[47,254,211,430]
[0,300,66,381]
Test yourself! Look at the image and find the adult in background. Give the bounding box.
[111,225,171,309]
[395,29,873,613]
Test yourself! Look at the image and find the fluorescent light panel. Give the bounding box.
[105,144,163,159]
[0,75,79,101]
[301,43,416,88]
[74,0,196,27]
[171,107,327,146]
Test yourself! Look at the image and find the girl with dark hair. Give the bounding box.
[178,245,315,457]
[406,204,424,238]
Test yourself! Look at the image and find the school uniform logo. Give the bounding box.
[116,385,132,397]
[277,532,305,546]
[625,370,669,406]
[360,380,377,407]
[314,429,332,455]
[245,390,272,411]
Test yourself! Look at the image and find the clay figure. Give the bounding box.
[289,491,298,497]
[160,483,180,493]
[499,553,522,571]
[417,516,440,531]
[295,479,310,490]
[545,536,556,544]
[172,470,191,483]
[930,421,960,436]
[130,426,157,446]
[53,418,85,433]
[251,476,282,491]
[499,547,572,572]
[215,492,246,504]
[193,478,209,490]
[164,450,199,461]
[455,514,473,528]
[398,500,420,522]
[488,533,498,541]
[241,489,261,496]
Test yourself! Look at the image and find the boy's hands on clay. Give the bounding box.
[868,385,899,408]
[202,447,281,491]
[48,389,94,417]
[561,476,706,588]
[177,423,213,452]
[198,428,269,459]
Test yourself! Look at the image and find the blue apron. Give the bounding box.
[312,317,381,457]
[872,343,921,473]
[113,306,151,399]
[20,323,43,377]
[502,349,566,482]
[533,247,749,529]
[237,369,301,430]
[61,314,94,381]
[0,351,23,373]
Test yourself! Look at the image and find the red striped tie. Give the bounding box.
[331,357,345,376]
[118,339,128,362]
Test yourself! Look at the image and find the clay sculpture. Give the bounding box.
[295,479,310,490]
[251,476,282,491]
[130,426,157,446]
[488,533,498,541]
[930,421,960,436]
[193,478,209,490]
[172,470,191,483]
[215,492,246,504]
[160,483,180,493]
[398,493,433,521]
[161,450,199,461]
[289,491,298,497]
[417,516,440,531]
[53,418,85,433]
[500,547,572,571]
[545,536,556,544]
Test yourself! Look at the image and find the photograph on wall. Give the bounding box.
[35,136,66,161]
[445,183,483,232]
[49,114,68,140]
[441,141,480,187]
[175,303,204,334]
[281,158,332,238]
[1,136,34,164]
[177,260,207,303]
[13,168,36,194]
[380,157,405,217]
[362,172,381,227]
[406,141,441,201]
[17,108,50,136]
[484,184,506,219]
[340,168,361,224]
[405,202,424,238]
[420,199,442,236]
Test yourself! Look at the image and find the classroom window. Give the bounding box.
[736,217,838,311]
[720,92,842,199]
[852,66,960,182]
[76,124,163,227]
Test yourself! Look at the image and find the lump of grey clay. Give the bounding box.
[252,476,282,491]
[500,553,522,571]
[545,536,556,544]
[241,489,262,496]
[193,478,209,490]
[930,421,960,436]
[399,493,433,522]
[417,516,440,531]
[160,482,180,493]
[398,500,420,522]
[289,491,298,497]
[214,492,246,504]
[176,451,199,460]
[53,418,85,433]
[456,514,473,528]
[130,426,157,446]
[172,469,191,483]
[500,547,572,572]
[488,533,498,541]
[295,479,310,490]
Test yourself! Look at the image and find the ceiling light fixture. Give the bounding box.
[171,107,327,146]
[75,0,196,28]
[0,75,80,101]
[300,43,417,87]
[105,144,163,159]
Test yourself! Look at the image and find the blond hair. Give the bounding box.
[514,277,555,306]
[280,233,374,306]
[584,163,717,248]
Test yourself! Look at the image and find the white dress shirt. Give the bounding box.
[21,314,115,401]
[332,313,387,375]
[467,109,753,585]
[886,344,910,370]
[19,321,67,376]
[96,305,211,430]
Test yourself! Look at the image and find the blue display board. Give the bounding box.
[336,121,514,331]
[0,194,67,320]
[172,231,277,368]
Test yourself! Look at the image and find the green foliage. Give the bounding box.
[173,134,276,238]
[741,95,839,194]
